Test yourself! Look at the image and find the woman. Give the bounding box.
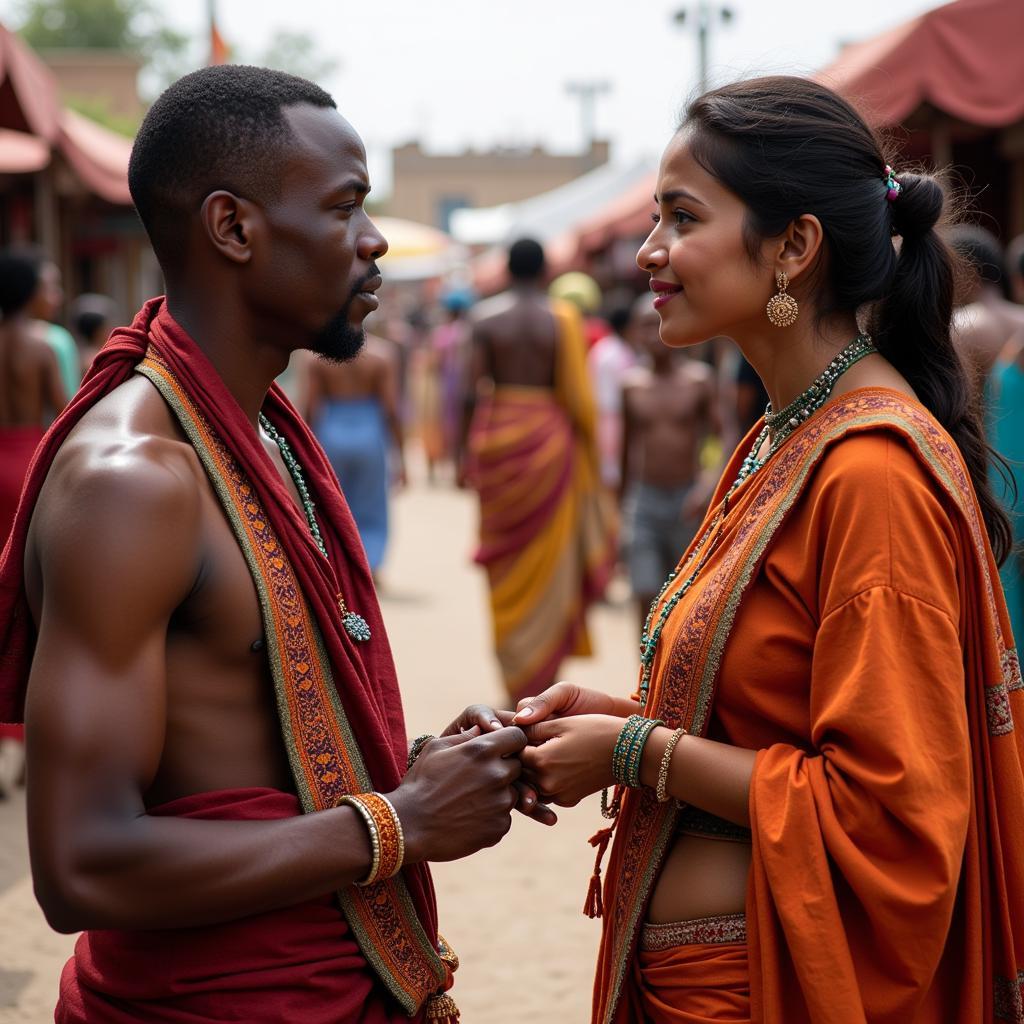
[514,77,1024,1023]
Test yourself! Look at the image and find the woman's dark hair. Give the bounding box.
[682,75,1012,564]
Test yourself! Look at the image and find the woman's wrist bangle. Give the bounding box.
[656,727,687,803]
[338,792,405,885]
[407,733,435,771]
[612,714,664,788]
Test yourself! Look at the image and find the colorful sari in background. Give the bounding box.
[469,300,616,703]
[989,356,1024,646]
[591,389,1024,1024]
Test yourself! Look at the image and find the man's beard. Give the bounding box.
[310,269,380,363]
[310,303,365,364]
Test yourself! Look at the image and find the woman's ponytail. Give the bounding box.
[872,172,1013,564]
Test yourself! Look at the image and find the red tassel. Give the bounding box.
[583,825,616,919]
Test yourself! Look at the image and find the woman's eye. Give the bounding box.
[673,210,695,226]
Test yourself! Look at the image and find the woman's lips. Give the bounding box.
[652,288,681,310]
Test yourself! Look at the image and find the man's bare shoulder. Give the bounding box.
[678,358,714,386]
[470,292,517,327]
[34,376,201,548]
[622,365,653,392]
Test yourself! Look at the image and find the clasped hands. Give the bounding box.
[445,681,629,817]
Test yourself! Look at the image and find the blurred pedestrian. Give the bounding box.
[420,286,473,482]
[69,293,116,379]
[463,238,616,704]
[620,295,716,628]
[588,302,637,490]
[305,335,405,579]
[0,249,66,797]
[19,247,80,402]
[948,224,1024,397]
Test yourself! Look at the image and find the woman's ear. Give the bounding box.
[774,214,825,286]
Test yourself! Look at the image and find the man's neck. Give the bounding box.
[165,289,290,427]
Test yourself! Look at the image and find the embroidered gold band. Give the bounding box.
[640,912,747,951]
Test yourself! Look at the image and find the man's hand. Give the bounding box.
[438,705,557,826]
[389,726,530,862]
[519,714,622,807]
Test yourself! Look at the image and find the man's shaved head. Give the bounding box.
[128,64,336,271]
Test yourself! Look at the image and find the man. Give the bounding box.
[619,295,716,627]
[0,249,67,798]
[948,224,1024,396]
[305,335,405,578]
[0,66,547,1022]
[462,238,616,704]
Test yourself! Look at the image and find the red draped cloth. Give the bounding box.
[0,425,43,742]
[0,298,440,1020]
[56,789,400,1022]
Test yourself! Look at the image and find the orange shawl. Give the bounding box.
[592,389,1024,1023]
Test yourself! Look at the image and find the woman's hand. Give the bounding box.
[519,714,623,807]
[512,682,629,727]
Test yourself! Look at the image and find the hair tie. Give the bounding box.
[884,165,902,202]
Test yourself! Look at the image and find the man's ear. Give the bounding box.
[199,190,260,265]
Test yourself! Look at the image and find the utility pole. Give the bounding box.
[565,80,611,168]
[672,3,734,95]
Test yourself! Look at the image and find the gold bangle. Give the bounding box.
[363,792,405,881]
[656,727,686,803]
[338,795,382,885]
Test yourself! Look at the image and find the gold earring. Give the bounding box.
[766,271,799,328]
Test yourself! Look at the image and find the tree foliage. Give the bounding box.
[15,0,189,93]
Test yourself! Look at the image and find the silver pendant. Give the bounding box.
[343,611,372,642]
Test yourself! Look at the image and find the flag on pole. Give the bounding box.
[208,0,230,65]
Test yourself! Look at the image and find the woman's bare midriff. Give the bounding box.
[647,833,751,924]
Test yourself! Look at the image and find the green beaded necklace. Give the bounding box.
[260,413,372,643]
[636,334,876,707]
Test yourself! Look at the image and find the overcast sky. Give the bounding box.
[10,0,945,196]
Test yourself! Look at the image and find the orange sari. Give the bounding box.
[592,389,1024,1023]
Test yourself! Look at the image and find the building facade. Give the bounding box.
[388,139,610,231]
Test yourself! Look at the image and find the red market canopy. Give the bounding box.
[0,127,49,173]
[558,0,1024,263]
[0,22,132,205]
[817,0,1024,128]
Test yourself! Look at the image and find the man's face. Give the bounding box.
[248,104,388,361]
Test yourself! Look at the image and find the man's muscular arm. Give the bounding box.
[26,443,523,933]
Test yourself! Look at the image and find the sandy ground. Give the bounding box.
[0,464,638,1023]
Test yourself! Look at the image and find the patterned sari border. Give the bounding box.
[136,356,446,1015]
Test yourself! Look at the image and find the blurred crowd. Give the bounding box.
[2,221,1023,751]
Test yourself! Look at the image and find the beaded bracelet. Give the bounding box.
[339,792,405,886]
[612,715,664,788]
[656,727,686,803]
[407,733,435,771]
